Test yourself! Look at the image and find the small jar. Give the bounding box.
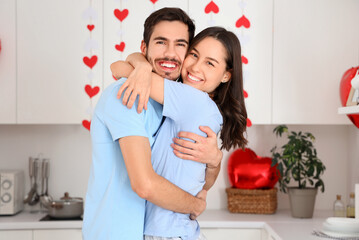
[333,195,345,217]
[347,192,355,218]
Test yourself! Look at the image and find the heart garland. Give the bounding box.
[205,1,219,14]
[236,15,251,28]
[85,85,100,98]
[114,9,129,22]
[113,5,129,65]
[82,4,100,131]
[235,1,252,127]
[115,42,125,52]
[204,1,219,26]
[83,56,98,69]
[82,120,91,131]
[149,0,158,3]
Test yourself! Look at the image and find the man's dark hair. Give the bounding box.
[143,7,195,46]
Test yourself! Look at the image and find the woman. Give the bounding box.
[112,27,247,240]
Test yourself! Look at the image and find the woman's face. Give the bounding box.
[181,37,231,93]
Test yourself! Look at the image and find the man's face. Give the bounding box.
[141,21,189,80]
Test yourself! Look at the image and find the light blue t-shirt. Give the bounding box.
[144,80,223,240]
[82,78,163,240]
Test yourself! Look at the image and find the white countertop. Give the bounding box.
[0,209,333,240]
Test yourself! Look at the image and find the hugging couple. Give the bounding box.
[82,7,247,240]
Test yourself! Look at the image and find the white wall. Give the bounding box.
[347,125,359,199]
[0,124,353,211]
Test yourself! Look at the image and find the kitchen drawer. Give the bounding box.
[201,228,262,240]
[0,230,32,240]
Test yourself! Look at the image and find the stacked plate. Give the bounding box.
[321,217,359,238]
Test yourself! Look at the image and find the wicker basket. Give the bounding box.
[226,188,277,214]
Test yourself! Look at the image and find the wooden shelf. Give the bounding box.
[338,105,359,114]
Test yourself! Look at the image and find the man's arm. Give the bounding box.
[119,135,206,217]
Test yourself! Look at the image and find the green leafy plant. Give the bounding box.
[271,125,325,193]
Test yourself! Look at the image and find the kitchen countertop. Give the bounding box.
[0,209,333,240]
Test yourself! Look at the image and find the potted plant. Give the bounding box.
[271,125,326,218]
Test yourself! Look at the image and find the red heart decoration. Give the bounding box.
[115,42,125,52]
[241,56,248,64]
[87,24,95,31]
[82,120,91,131]
[243,90,248,98]
[114,9,129,22]
[204,1,219,14]
[150,0,158,3]
[246,118,252,127]
[83,55,98,69]
[340,66,359,128]
[228,148,279,189]
[85,85,100,98]
[236,15,250,28]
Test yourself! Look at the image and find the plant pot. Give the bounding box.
[288,187,317,218]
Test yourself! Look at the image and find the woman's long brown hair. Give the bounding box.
[188,27,248,151]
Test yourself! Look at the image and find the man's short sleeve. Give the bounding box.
[102,85,148,141]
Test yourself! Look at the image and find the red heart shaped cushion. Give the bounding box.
[340,66,359,128]
[228,148,279,189]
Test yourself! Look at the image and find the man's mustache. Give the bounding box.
[155,58,181,65]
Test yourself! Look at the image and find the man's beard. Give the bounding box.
[146,54,181,79]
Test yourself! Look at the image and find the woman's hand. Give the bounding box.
[190,189,207,220]
[117,62,152,113]
[171,126,223,168]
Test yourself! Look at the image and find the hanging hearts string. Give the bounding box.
[204,1,219,14]
[114,9,129,22]
[82,1,99,131]
[115,42,125,52]
[235,1,252,127]
[83,55,98,69]
[85,85,100,98]
[149,0,158,4]
[241,56,248,64]
[82,120,91,131]
[113,3,129,77]
[87,24,95,31]
[236,15,251,28]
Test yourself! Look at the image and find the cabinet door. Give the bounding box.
[189,0,273,124]
[0,230,32,240]
[201,228,261,240]
[272,0,359,124]
[16,0,103,123]
[0,0,16,123]
[33,229,82,240]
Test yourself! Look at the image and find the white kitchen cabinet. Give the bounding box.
[0,230,32,240]
[201,228,262,240]
[272,0,359,124]
[16,0,103,124]
[33,229,82,240]
[0,0,17,123]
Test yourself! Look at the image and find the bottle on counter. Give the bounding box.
[347,192,355,218]
[333,195,346,217]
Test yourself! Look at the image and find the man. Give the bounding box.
[82,8,222,240]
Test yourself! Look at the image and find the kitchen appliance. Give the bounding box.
[40,192,83,219]
[0,170,25,215]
